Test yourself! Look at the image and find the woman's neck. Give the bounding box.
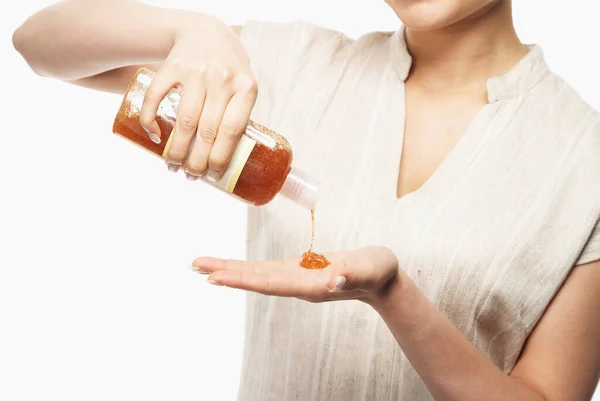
[405,0,528,94]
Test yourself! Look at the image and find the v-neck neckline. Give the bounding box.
[387,25,551,204]
[392,90,491,204]
[388,26,550,104]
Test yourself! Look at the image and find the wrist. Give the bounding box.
[145,6,223,59]
[367,270,418,317]
[171,11,226,43]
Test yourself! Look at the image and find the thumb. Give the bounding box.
[326,246,398,293]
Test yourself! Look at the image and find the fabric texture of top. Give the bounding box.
[237,21,600,401]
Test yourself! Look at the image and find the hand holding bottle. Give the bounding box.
[114,69,319,209]
[14,0,319,209]
[139,19,258,181]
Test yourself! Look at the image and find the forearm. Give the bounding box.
[369,276,547,401]
[12,0,218,80]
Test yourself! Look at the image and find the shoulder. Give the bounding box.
[239,20,352,65]
[528,71,600,152]
[534,71,600,124]
[239,19,396,48]
[240,21,399,120]
[542,74,600,222]
[497,67,600,223]
[239,20,397,74]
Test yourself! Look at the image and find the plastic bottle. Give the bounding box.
[112,68,318,209]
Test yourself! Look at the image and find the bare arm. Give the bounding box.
[14,0,255,180]
[12,0,240,94]
[371,261,600,401]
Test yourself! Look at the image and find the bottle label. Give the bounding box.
[162,132,256,193]
[214,135,256,192]
[161,131,176,159]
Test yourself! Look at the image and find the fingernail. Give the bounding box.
[148,132,161,144]
[208,279,223,286]
[206,169,221,182]
[166,162,180,173]
[192,265,209,274]
[186,173,199,181]
[329,276,346,292]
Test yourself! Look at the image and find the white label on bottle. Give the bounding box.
[162,131,256,193]
[214,135,256,192]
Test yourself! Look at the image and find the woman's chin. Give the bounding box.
[401,19,451,32]
[394,3,460,32]
[391,0,505,32]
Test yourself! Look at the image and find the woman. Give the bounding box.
[13,0,600,400]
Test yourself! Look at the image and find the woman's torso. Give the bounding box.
[237,21,600,401]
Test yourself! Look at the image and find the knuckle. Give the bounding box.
[208,153,229,170]
[165,151,185,164]
[165,57,184,71]
[184,159,208,176]
[141,94,161,116]
[219,121,245,139]
[166,59,208,79]
[142,89,162,106]
[220,67,234,84]
[138,112,156,131]
[205,66,220,77]
[198,126,218,144]
[236,74,258,95]
[165,146,188,163]
[188,64,208,77]
[138,114,154,130]
[207,67,232,88]
[177,115,198,135]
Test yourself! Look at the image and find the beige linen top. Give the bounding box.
[237,21,600,401]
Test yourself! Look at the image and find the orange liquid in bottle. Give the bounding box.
[112,68,293,206]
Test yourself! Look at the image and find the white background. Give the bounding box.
[2,1,599,400]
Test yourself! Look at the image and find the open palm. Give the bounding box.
[192,246,399,303]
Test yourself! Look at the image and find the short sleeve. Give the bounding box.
[239,20,352,117]
[575,221,600,265]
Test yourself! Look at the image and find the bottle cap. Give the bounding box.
[280,167,319,210]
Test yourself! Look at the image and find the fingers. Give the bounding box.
[206,77,258,180]
[192,248,400,302]
[137,60,258,180]
[184,88,231,179]
[209,266,328,298]
[192,257,282,273]
[329,247,399,293]
[191,257,337,300]
[139,65,178,144]
[184,71,257,181]
[164,74,206,170]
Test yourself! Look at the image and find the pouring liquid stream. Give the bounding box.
[299,210,331,269]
